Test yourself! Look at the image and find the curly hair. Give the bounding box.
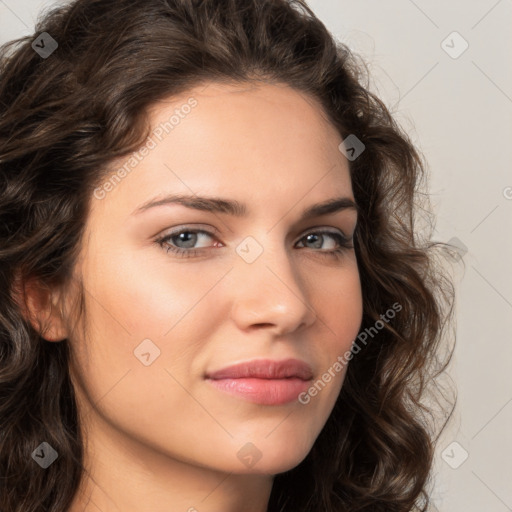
[0,0,456,510]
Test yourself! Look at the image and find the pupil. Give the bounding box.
[307,234,322,249]
[177,232,197,248]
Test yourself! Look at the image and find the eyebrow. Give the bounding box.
[132,193,358,221]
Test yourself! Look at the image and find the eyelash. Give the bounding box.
[155,227,354,260]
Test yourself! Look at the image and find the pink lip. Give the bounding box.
[205,358,313,405]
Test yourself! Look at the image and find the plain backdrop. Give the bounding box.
[1,1,511,510]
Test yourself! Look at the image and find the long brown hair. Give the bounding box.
[0,0,456,510]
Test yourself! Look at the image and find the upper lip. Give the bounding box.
[205,358,313,381]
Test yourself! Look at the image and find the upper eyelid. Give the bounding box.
[158,225,352,244]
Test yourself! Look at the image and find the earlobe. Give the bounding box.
[40,295,68,342]
[13,271,69,342]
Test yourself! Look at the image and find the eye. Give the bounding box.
[296,230,353,259]
[155,227,220,258]
[155,226,354,259]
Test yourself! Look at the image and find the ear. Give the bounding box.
[13,271,69,342]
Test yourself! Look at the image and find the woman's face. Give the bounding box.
[67,80,363,477]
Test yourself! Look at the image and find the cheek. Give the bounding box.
[88,241,227,335]
[71,244,231,381]
[306,261,363,399]
[313,259,363,347]
[68,248,228,444]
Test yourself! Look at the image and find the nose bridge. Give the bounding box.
[229,233,316,331]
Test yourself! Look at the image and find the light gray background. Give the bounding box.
[1,0,511,510]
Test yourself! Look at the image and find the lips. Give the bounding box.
[205,358,313,405]
[205,358,313,381]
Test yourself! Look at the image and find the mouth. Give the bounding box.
[205,358,313,405]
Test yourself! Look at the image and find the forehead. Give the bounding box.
[146,79,342,157]
[149,79,334,124]
[91,80,353,220]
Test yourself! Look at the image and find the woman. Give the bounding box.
[0,0,455,510]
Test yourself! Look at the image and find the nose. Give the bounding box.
[229,238,317,336]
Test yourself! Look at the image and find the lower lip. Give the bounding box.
[206,377,311,405]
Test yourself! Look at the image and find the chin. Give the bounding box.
[226,435,315,475]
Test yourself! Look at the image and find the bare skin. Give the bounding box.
[25,80,362,512]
